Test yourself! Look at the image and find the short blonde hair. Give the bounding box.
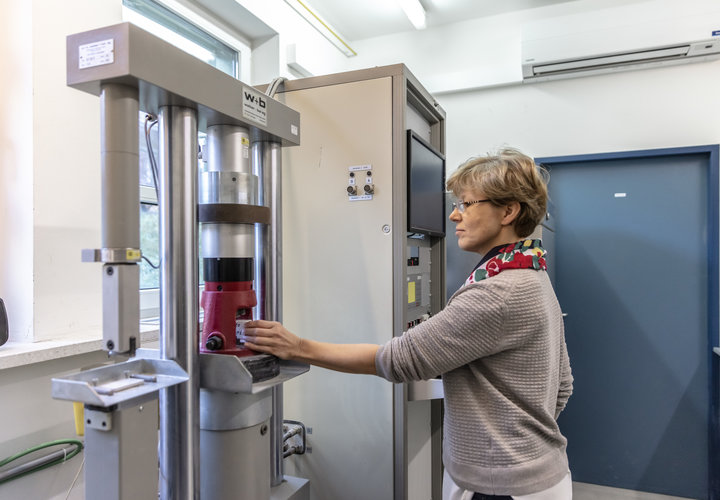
[446,148,549,238]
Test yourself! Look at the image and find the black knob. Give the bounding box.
[206,335,223,350]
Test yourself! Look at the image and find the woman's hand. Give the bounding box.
[242,320,302,360]
[243,320,379,374]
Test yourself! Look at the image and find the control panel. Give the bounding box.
[406,235,433,329]
[347,164,375,201]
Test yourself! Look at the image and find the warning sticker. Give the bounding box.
[78,39,114,69]
[242,86,268,127]
[408,282,416,304]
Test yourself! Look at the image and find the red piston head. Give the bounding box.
[200,257,257,356]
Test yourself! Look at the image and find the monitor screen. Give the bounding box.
[407,130,446,237]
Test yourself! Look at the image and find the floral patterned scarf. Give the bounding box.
[464,239,547,285]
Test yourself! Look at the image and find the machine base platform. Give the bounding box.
[271,476,309,500]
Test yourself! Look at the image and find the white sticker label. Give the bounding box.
[349,164,372,172]
[242,86,268,126]
[349,194,373,202]
[78,39,114,69]
[614,193,627,198]
[291,124,298,135]
[366,176,373,184]
[348,178,356,186]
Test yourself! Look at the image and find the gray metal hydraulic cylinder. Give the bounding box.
[200,125,256,260]
[199,390,272,500]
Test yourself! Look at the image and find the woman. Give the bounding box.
[243,148,573,500]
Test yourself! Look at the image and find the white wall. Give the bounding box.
[231,0,349,80]
[0,0,34,341]
[437,60,720,174]
[0,0,122,344]
[338,0,719,95]
[32,0,125,342]
[322,0,720,171]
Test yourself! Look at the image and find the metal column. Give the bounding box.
[99,83,140,354]
[158,105,200,500]
[100,84,139,250]
[83,402,160,500]
[253,140,284,486]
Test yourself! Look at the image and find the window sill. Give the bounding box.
[0,324,160,371]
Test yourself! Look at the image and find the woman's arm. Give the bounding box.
[555,336,574,419]
[242,320,379,375]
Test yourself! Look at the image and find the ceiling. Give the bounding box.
[303,0,581,41]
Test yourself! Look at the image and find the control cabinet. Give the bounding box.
[276,65,446,500]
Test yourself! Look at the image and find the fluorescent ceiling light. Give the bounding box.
[284,0,357,57]
[397,0,426,30]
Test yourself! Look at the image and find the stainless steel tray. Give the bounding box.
[51,358,188,408]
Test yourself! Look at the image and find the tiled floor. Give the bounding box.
[573,482,695,500]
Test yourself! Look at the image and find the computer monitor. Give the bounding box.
[407,130,446,237]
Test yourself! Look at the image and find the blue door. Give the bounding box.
[536,147,719,499]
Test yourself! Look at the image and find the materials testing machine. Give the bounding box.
[51,22,310,500]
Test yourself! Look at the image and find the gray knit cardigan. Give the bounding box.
[375,268,573,496]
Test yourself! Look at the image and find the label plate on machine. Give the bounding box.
[242,86,268,126]
[78,39,114,69]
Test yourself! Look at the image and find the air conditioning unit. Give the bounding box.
[521,6,720,81]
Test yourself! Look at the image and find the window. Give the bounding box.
[123,0,241,78]
[124,0,247,318]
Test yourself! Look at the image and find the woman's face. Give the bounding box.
[449,188,517,255]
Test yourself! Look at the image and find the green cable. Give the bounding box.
[0,439,83,484]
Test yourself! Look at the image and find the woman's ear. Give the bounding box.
[501,201,521,226]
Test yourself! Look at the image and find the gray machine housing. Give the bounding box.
[275,65,446,500]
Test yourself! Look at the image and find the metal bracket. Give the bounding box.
[82,248,142,264]
[85,408,113,431]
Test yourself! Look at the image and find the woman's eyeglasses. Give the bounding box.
[451,199,491,213]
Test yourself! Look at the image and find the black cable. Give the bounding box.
[0,439,83,484]
[144,114,160,199]
[142,255,159,269]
